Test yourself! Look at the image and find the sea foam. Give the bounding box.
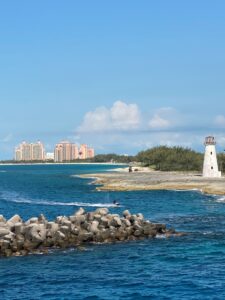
[0,191,120,207]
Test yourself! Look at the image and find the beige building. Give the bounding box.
[54,141,79,162]
[15,141,45,161]
[54,141,95,162]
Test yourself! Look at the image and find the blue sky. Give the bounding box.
[0,0,225,159]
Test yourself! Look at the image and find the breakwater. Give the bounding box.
[0,207,179,257]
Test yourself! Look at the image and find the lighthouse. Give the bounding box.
[203,136,221,178]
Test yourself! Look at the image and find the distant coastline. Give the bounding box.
[0,162,128,166]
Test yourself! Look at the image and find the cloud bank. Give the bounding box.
[77,101,141,132]
[75,100,225,154]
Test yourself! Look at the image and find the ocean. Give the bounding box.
[0,164,225,299]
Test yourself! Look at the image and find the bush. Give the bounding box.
[136,146,204,171]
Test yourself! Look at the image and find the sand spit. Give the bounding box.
[80,171,225,195]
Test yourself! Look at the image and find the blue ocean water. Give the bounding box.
[1,164,225,300]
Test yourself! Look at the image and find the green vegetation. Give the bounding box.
[218,153,225,172]
[90,154,134,164]
[136,146,204,171]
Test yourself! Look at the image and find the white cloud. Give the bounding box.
[148,107,179,129]
[75,103,225,155]
[214,115,225,127]
[77,101,141,132]
[148,114,170,129]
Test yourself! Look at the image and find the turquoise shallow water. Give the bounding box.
[1,164,225,299]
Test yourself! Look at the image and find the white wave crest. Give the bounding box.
[0,191,120,207]
[215,196,225,203]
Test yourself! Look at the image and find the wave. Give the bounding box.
[214,196,225,203]
[166,188,203,193]
[0,191,120,208]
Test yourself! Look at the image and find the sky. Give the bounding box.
[0,0,225,159]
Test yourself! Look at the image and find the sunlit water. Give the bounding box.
[0,164,225,299]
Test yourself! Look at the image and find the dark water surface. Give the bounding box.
[0,164,225,299]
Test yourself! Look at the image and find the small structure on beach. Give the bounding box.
[203,136,221,178]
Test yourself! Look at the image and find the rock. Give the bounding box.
[0,215,6,223]
[134,230,142,237]
[3,232,15,242]
[47,222,59,234]
[60,226,70,235]
[133,221,143,231]
[122,219,131,227]
[38,214,47,224]
[0,227,11,237]
[14,222,24,235]
[110,217,122,227]
[0,239,10,250]
[61,220,72,229]
[93,214,102,222]
[136,213,144,221]
[75,207,85,216]
[55,216,64,223]
[123,210,131,218]
[71,226,80,235]
[28,217,39,224]
[74,215,86,226]
[95,208,109,216]
[69,216,77,223]
[78,232,93,242]
[88,221,99,234]
[86,212,94,221]
[100,216,109,227]
[130,215,137,224]
[152,223,166,233]
[55,230,66,241]
[7,214,22,224]
[16,235,25,250]
[25,224,46,243]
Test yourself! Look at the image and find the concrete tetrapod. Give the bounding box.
[0,208,183,257]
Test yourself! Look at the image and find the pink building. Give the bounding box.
[87,147,95,158]
[15,141,45,161]
[54,142,95,161]
[79,144,88,159]
[54,142,80,162]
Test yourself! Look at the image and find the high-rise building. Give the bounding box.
[54,143,63,162]
[15,141,45,161]
[54,141,77,162]
[15,148,22,161]
[79,144,88,159]
[32,141,45,160]
[79,144,95,159]
[54,142,95,162]
[87,147,95,159]
[72,144,79,160]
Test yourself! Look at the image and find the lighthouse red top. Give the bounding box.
[204,136,216,145]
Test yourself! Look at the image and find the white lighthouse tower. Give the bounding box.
[203,136,221,178]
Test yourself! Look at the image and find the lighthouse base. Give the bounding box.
[203,171,221,178]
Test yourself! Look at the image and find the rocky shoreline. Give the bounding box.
[0,208,181,257]
[80,171,225,195]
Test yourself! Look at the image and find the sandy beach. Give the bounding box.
[80,169,225,195]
